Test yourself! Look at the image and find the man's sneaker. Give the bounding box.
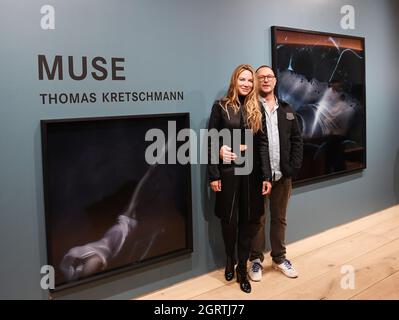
[248,258,263,282]
[272,259,298,278]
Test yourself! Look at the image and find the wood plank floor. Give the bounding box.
[137,205,399,300]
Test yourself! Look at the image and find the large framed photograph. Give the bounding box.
[271,26,366,184]
[41,113,193,291]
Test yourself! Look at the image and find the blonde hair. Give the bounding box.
[219,64,262,133]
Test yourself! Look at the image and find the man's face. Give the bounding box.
[257,67,276,96]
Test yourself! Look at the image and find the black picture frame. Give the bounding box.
[271,26,366,185]
[41,113,193,291]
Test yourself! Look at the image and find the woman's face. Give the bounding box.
[236,70,253,96]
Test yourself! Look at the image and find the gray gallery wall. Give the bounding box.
[0,0,398,299]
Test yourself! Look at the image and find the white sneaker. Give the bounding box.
[272,259,298,278]
[248,258,263,282]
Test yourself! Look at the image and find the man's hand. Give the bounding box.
[210,180,222,192]
[219,145,237,163]
[262,181,272,195]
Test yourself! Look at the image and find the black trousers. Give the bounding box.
[220,175,260,266]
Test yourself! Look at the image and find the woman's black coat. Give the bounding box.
[207,101,271,222]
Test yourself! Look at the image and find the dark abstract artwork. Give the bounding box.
[272,26,366,184]
[41,113,192,291]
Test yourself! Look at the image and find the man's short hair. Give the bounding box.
[256,65,276,75]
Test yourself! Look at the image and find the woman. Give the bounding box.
[207,64,272,293]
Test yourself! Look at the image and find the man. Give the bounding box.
[248,65,303,280]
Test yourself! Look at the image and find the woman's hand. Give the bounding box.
[210,180,222,192]
[262,181,272,195]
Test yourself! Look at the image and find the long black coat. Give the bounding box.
[207,101,271,222]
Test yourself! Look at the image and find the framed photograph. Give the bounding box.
[271,26,366,184]
[41,113,193,291]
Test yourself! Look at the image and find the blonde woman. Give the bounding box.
[207,64,272,293]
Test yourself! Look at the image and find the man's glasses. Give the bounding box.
[258,75,276,82]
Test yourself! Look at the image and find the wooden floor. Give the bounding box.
[137,205,399,300]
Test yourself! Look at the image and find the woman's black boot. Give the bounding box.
[236,264,251,293]
[224,256,236,281]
